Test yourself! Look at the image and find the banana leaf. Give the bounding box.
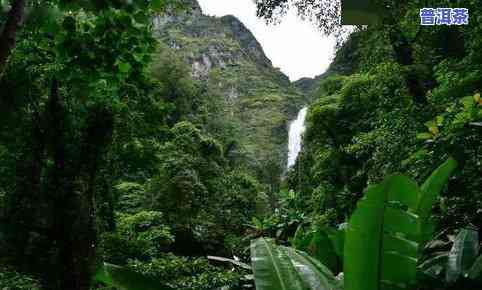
[446,228,479,283]
[292,226,344,273]
[416,158,457,244]
[344,175,421,290]
[326,227,345,260]
[250,238,338,290]
[306,230,340,273]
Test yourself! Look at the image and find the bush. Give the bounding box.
[0,268,42,290]
[127,254,243,290]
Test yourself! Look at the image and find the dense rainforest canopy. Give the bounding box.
[0,0,481,290]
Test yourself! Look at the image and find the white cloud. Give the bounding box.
[197,0,336,81]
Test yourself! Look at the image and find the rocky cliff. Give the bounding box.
[154,1,306,184]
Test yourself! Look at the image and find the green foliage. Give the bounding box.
[416,158,458,244]
[245,201,306,242]
[344,175,422,290]
[155,10,305,190]
[114,182,147,214]
[96,262,171,290]
[127,255,242,290]
[446,229,479,283]
[101,211,173,265]
[250,238,338,290]
[419,228,482,285]
[0,268,42,290]
[2,0,482,289]
[289,31,480,232]
[291,226,342,274]
[254,159,457,290]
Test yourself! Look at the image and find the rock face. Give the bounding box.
[154,1,305,184]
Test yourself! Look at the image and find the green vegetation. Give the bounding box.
[155,8,305,191]
[0,0,481,290]
[250,158,482,290]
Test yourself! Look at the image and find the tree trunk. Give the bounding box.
[4,109,46,271]
[0,0,27,76]
[45,80,113,290]
[58,104,113,290]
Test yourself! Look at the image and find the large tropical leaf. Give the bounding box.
[326,226,345,260]
[292,226,312,251]
[310,231,338,273]
[250,238,338,290]
[446,228,479,283]
[416,158,458,244]
[292,228,340,273]
[283,247,341,290]
[344,175,421,290]
[95,262,172,290]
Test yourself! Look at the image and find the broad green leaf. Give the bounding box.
[292,227,343,273]
[446,229,479,283]
[251,238,305,290]
[283,247,339,290]
[417,158,457,244]
[418,158,458,217]
[292,225,308,249]
[118,62,131,73]
[150,0,165,11]
[474,93,481,103]
[95,262,172,290]
[386,175,421,211]
[416,132,433,140]
[326,227,345,261]
[436,115,444,125]
[251,238,337,290]
[252,217,263,229]
[461,95,475,109]
[344,175,421,290]
[307,230,340,273]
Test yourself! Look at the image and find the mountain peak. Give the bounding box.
[220,15,272,69]
[181,0,202,15]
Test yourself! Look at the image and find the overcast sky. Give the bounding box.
[197,0,336,81]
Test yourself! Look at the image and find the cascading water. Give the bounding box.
[287,107,308,168]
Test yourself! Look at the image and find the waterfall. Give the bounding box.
[287,107,308,168]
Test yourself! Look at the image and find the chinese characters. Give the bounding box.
[420,8,469,26]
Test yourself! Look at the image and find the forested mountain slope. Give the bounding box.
[0,1,305,289]
[153,1,306,187]
[288,18,482,230]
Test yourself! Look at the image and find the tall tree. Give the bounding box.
[0,0,27,75]
[0,1,182,289]
[254,0,453,103]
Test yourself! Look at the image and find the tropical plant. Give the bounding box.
[419,228,482,285]
[250,158,458,290]
[250,237,340,290]
[0,268,42,290]
[95,257,245,290]
[291,225,345,274]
